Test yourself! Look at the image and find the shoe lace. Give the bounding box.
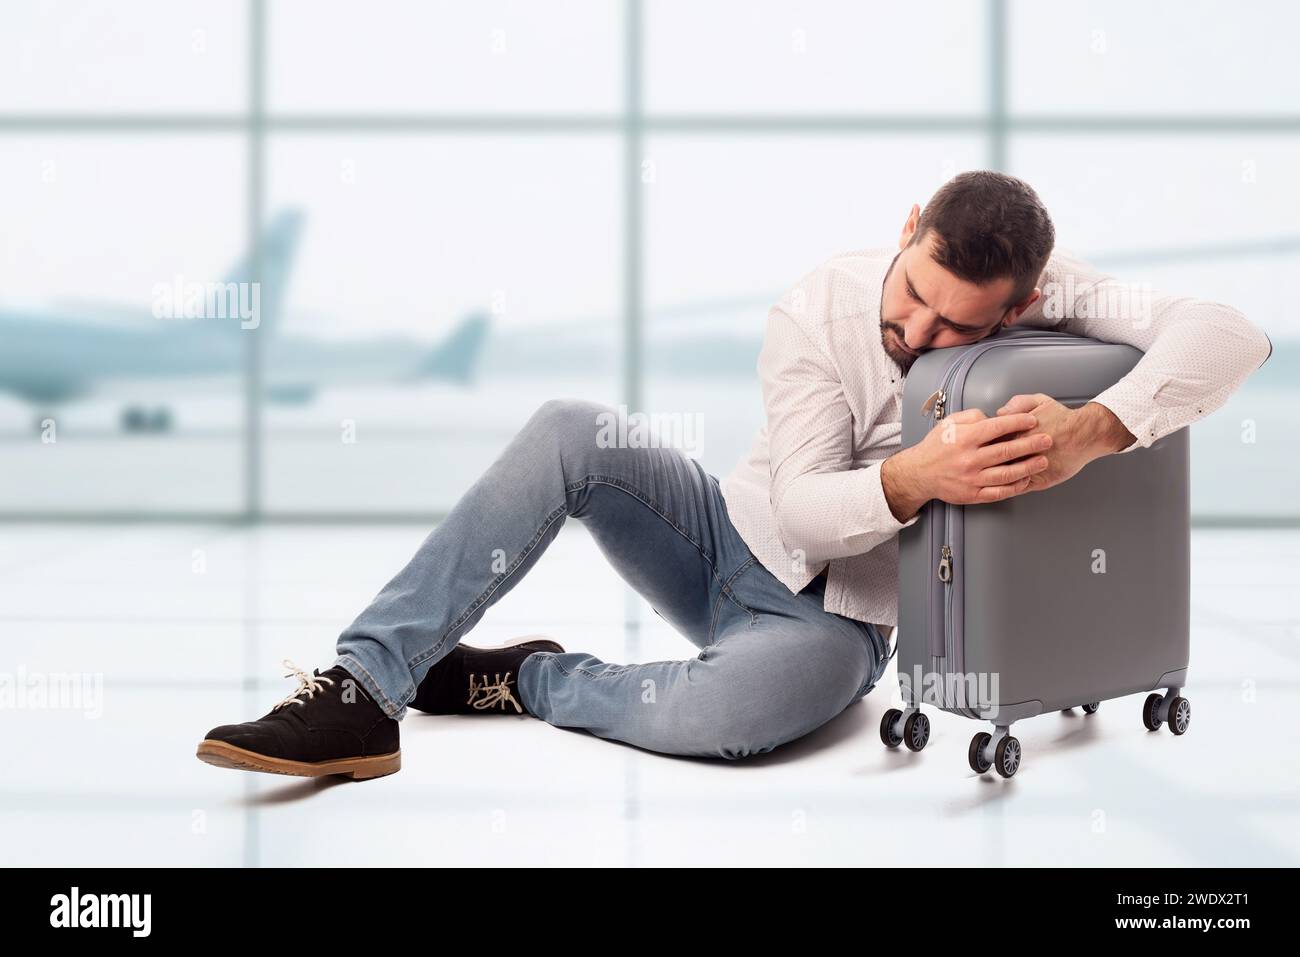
[273,659,335,711]
[467,672,523,714]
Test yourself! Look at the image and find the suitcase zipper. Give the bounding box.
[937,544,952,582]
[938,542,954,709]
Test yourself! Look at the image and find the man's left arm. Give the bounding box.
[1001,248,1273,488]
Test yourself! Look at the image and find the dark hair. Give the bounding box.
[912,170,1055,307]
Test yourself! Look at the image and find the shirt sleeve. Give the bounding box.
[1017,249,1273,452]
[758,304,917,565]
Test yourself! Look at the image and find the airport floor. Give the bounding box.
[1,523,1296,867]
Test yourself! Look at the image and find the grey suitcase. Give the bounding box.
[883,328,1191,777]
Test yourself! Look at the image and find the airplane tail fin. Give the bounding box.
[415,312,491,384]
[220,208,305,333]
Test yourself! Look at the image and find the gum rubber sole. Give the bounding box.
[462,634,564,653]
[196,740,401,780]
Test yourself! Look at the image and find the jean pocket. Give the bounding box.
[707,553,764,642]
[713,556,762,632]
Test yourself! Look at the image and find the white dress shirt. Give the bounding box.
[719,245,1272,628]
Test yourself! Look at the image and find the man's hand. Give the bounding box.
[881,409,1052,522]
[995,394,1135,493]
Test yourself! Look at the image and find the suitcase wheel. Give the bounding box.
[880,709,903,748]
[1143,691,1191,735]
[994,735,1022,778]
[880,708,930,752]
[969,731,1021,777]
[1143,693,1165,731]
[1061,701,1101,715]
[1167,695,1191,735]
[904,712,931,752]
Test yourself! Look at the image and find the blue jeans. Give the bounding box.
[335,398,889,760]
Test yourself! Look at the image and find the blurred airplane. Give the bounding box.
[0,209,491,430]
[2,219,1290,433]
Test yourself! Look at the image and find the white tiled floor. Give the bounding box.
[1,524,1296,866]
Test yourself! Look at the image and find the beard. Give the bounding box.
[880,320,920,374]
[878,249,919,375]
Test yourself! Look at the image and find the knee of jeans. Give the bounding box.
[670,687,798,761]
[705,717,790,761]
[676,712,772,761]
[524,398,609,462]
[687,645,868,759]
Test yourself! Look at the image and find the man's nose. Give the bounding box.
[905,315,937,351]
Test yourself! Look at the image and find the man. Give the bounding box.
[196,171,1270,778]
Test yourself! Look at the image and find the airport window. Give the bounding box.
[1,0,1295,521]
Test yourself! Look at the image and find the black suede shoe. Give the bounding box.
[409,635,563,716]
[196,661,400,780]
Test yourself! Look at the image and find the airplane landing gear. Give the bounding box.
[121,405,173,432]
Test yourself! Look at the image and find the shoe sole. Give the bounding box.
[195,740,401,780]
[461,634,565,655]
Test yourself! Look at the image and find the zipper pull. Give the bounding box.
[921,389,946,419]
[937,544,953,583]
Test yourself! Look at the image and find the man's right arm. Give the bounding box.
[881,408,1056,523]
[880,452,931,524]
[760,305,1053,558]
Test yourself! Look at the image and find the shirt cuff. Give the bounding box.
[861,460,920,533]
[1090,378,1168,452]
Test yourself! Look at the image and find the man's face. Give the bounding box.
[879,227,1033,375]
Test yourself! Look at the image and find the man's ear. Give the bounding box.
[1003,287,1042,327]
[897,203,921,250]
